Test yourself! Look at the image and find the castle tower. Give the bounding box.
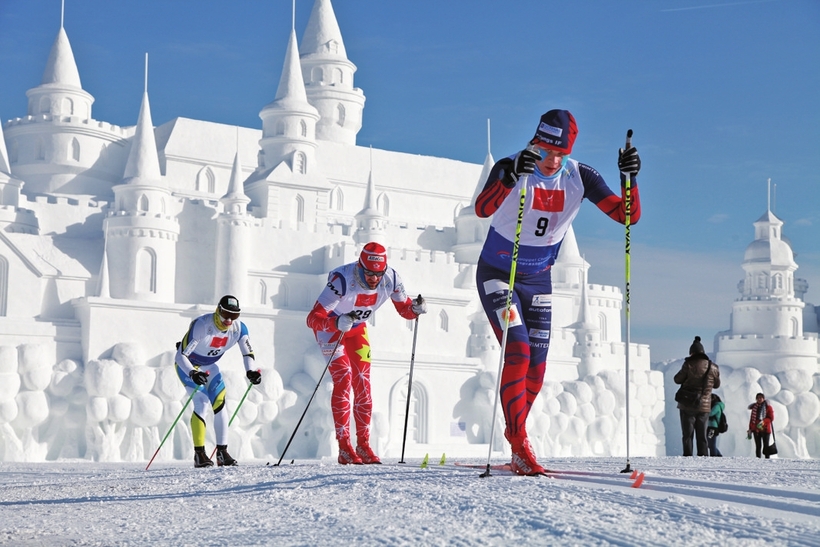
[299,0,365,145]
[716,205,817,374]
[258,28,320,174]
[103,66,179,302]
[733,210,802,336]
[3,20,129,198]
[214,150,252,303]
[353,150,386,245]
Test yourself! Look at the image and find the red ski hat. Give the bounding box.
[533,109,578,154]
[359,242,387,273]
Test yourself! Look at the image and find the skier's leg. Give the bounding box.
[317,330,362,464]
[345,325,380,464]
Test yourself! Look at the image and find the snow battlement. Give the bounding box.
[4,115,129,136]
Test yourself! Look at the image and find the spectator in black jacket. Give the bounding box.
[674,336,721,456]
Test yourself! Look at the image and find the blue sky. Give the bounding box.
[1,0,818,362]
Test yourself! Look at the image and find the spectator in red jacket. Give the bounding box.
[748,393,774,458]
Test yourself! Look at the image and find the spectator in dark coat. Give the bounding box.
[748,393,775,458]
[674,336,721,457]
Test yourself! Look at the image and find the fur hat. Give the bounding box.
[689,336,704,355]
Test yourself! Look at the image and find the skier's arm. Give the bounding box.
[237,323,255,372]
[475,158,515,218]
[581,163,642,224]
[389,270,421,320]
[175,320,198,376]
[307,272,345,332]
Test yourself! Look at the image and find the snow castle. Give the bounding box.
[0,0,664,463]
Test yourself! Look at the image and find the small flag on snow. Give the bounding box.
[439,453,446,466]
[420,453,429,469]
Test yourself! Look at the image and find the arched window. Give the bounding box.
[36,138,45,160]
[258,280,267,306]
[293,194,305,224]
[312,67,323,84]
[300,119,307,138]
[597,312,608,341]
[294,152,306,175]
[138,194,149,212]
[337,103,346,127]
[326,40,339,54]
[377,192,390,216]
[70,138,80,161]
[330,186,344,210]
[196,166,216,193]
[791,317,799,337]
[279,282,289,308]
[438,310,449,332]
[757,274,768,289]
[773,273,783,290]
[61,97,74,116]
[136,248,157,294]
[392,378,428,444]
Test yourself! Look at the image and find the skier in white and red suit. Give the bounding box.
[307,242,427,464]
[474,109,642,475]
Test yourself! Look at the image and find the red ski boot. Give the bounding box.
[355,441,382,464]
[338,437,363,465]
[507,434,546,476]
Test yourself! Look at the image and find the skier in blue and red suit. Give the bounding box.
[475,109,642,475]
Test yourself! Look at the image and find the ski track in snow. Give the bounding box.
[1,457,818,547]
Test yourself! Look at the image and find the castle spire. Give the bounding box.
[353,147,386,245]
[299,0,365,144]
[258,29,319,172]
[123,54,162,184]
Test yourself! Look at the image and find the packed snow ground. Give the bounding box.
[1,456,819,546]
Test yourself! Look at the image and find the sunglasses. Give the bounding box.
[363,269,385,278]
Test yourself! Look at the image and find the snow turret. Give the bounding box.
[214,150,253,303]
[26,26,93,120]
[104,70,179,302]
[258,29,320,173]
[299,0,365,145]
[4,20,131,198]
[353,152,386,245]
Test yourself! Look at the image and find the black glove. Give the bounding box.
[618,146,640,175]
[189,369,209,386]
[246,370,262,385]
[503,148,540,186]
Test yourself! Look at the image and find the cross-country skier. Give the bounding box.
[474,109,642,475]
[307,242,427,464]
[175,295,261,467]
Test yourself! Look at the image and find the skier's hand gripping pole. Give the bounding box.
[399,294,423,464]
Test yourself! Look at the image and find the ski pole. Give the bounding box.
[399,294,423,464]
[481,149,533,478]
[146,385,201,470]
[620,129,634,474]
[209,374,258,460]
[273,333,345,466]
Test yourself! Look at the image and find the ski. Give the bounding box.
[448,462,645,487]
